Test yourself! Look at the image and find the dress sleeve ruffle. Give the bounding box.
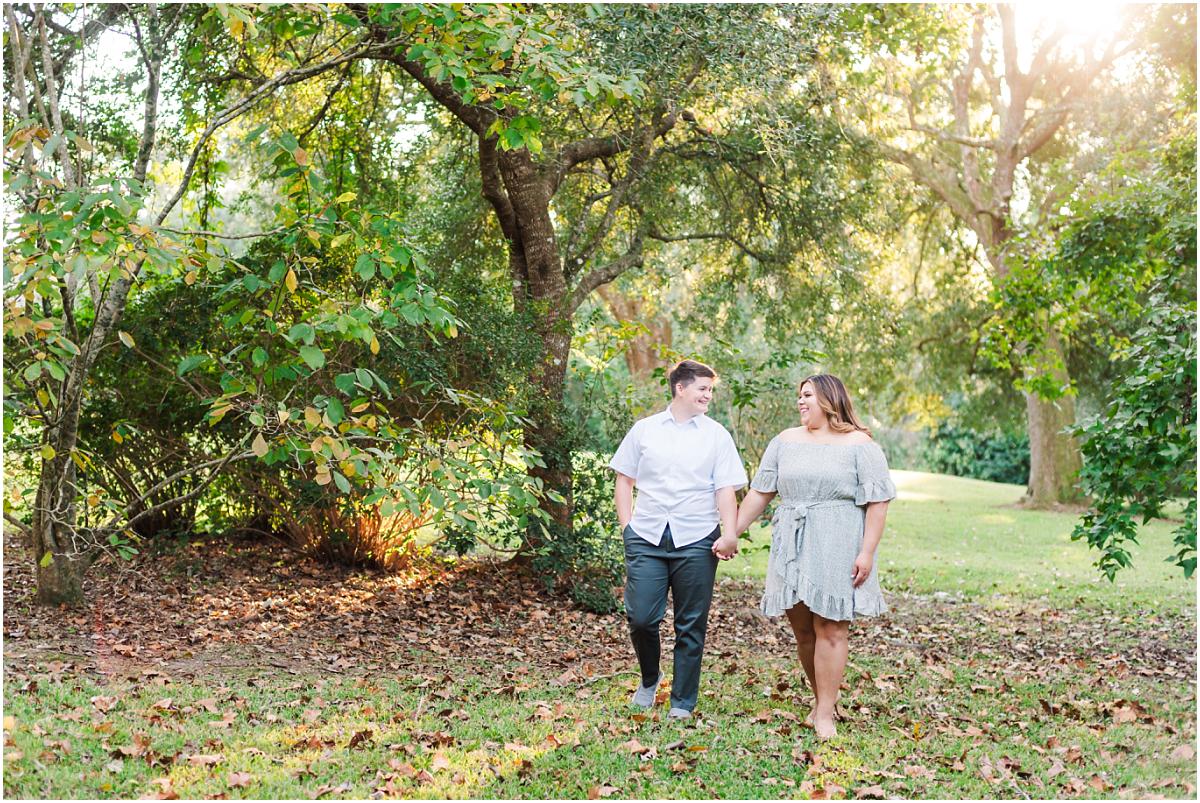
[855,442,896,505]
[750,436,780,493]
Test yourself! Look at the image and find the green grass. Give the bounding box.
[4,471,1195,799]
[722,470,1196,614]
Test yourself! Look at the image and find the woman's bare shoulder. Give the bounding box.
[844,429,874,445]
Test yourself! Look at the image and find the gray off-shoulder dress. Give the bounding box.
[751,436,897,621]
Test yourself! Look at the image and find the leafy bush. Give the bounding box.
[923,422,1030,485]
[531,451,624,614]
[1072,291,1196,579]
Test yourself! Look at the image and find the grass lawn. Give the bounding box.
[723,469,1196,615]
[3,471,1195,799]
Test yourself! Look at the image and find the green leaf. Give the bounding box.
[354,254,376,281]
[288,323,316,345]
[299,346,325,371]
[334,372,357,395]
[39,551,53,568]
[332,471,351,493]
[23,362,42,382]
[326,397,345,425]
[177,355,206,376]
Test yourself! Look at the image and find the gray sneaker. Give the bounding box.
[631,675,661,708]
[668,707,692,720]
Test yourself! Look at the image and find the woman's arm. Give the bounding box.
[852,501,889,587]
[735,489,776,536]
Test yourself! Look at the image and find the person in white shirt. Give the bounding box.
[609,359,748,719]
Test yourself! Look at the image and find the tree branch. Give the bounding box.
[568,234,644,312]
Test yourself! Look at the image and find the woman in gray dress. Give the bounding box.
[735,374,895,740]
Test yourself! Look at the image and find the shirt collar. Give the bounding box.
[657,407,703,429]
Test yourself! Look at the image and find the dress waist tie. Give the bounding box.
[771,499,860,573]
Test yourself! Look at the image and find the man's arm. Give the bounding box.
[712,485,739,560]
[615,472,636,529]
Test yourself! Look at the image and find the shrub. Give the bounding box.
[923,422,1030,485]
[530,450,624,614]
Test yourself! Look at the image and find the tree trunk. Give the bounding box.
[1021,329,1084,506]
[1023,390,1083,506]
[494,148,574,548]
[31,404,88,605]
[988,246,1084,507]
[596,285,671,378]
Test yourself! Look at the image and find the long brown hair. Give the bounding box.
[800,374,870,435]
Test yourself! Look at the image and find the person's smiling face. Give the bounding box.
[675,377,715,418]
[797,381,827,429]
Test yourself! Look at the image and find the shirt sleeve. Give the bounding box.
[855,442,897,506]
[712,428,749,490]
[750,436,780,493]
[609,420,642,478]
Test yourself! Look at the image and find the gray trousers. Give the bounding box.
[623,523,720,712]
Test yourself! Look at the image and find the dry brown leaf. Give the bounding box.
[587,785,620,799]
[228,771,253,789]
[855,785,886,799]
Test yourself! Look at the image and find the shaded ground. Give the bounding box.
[4,534,1193,692]
[3,535,1196,799]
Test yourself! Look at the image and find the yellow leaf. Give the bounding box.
[39,551,53,568]
[330,232,351,249]
[335,192,357,203]
[284,269,298,293]
[252,432,269,458]
[304,407,322,429]
[36,389,49,406]
[314,470,332,486]
[184,271,197,286]
[40,444,56,460]
[118,331,135,349]
[305,229,320,247]
[228,15,244,38]
[370,336,380,355]
[112,429,123,443]
[277,410,289,427]
[351,402,370,413]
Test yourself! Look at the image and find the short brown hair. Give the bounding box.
[669,359,717,397]
[799,374,870,434]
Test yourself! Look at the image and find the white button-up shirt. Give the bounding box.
[609,408,748,547]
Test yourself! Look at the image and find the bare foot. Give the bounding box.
[813,715,837,741]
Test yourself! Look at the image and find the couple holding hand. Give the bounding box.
[610,359,895,739]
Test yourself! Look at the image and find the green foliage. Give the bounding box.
[530,451,623,614]
[922,422,1030,486]
[1071,292,1197,579]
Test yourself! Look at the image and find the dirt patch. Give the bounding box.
[4,534,1194,690]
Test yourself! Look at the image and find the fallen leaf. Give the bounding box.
[587,785,619,799]
[621,738,649,755]
[1171,744,1195,761]
[185,753,223,767]
[855,785,886,799]
[228,771,253,788]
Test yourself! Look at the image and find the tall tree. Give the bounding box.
[838,4,1151,505]
[341,4,860,544]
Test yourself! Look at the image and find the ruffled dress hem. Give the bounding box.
[759,571,888,622]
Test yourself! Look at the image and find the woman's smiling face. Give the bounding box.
[797,381,826,428]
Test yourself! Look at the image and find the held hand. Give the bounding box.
[712,534,739,560]
[851,551,874,588]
